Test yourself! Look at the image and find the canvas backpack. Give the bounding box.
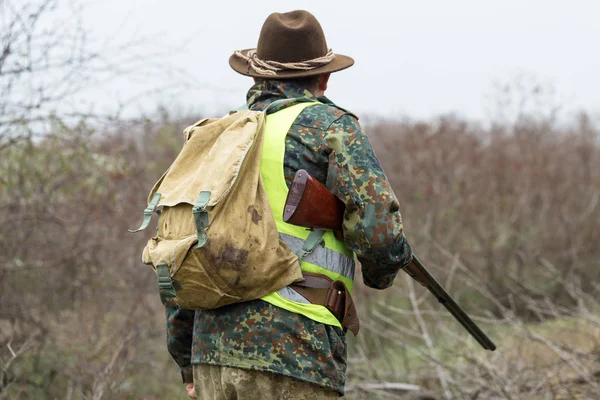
[129,104,304,309]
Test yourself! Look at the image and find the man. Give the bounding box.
[167,10,412,399]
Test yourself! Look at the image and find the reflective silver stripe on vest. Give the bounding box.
[279,233,355,280]
[278,286,310,304]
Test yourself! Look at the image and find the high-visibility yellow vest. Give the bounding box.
[260,102,356,328]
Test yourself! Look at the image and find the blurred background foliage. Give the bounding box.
[1,1,599,399]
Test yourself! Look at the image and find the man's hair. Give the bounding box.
[274,75,320,92]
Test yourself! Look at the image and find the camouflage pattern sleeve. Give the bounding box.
[324,114,413,289]
[166,306,195,383]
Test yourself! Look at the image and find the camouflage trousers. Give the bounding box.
[193,364,341,399]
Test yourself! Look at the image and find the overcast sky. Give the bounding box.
[79,0,599,122]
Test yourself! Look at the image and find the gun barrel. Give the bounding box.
[410,256,497,351]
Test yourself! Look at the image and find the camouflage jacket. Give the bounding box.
[166,80,412,395]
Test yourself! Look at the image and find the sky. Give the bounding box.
[77,0,599,122]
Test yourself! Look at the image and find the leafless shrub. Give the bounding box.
[0,1,193,398]
[346,111,600,399]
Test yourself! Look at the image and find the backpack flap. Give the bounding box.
[154,110,265,209]
[129,111,264,235]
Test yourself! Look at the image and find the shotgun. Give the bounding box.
[283,169,497,351]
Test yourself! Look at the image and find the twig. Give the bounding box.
[346,382,421,392]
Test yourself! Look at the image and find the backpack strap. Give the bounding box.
[264,96,317,114]
[232,96,319,115]
[296,229,326,262]
[128,192,161,233]
[192,191,211,248]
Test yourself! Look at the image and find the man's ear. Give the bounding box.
[318,73,330,92]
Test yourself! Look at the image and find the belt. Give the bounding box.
[290,272,360,335]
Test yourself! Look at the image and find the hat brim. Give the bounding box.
[229,49,354,79]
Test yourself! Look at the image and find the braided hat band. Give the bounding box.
[234,49,335,76]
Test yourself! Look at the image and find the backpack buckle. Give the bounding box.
[192,191,211,249]
[156,264,176,305]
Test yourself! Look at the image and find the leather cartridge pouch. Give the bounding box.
[291,272,360,335]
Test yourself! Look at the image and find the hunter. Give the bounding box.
[167,10,413,399]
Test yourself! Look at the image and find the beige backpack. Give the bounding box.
[130,108,303,309]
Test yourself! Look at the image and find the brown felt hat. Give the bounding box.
[229,10,354,78]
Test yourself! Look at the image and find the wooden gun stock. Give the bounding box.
[283,169,344,238]
[283,169,496,351]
